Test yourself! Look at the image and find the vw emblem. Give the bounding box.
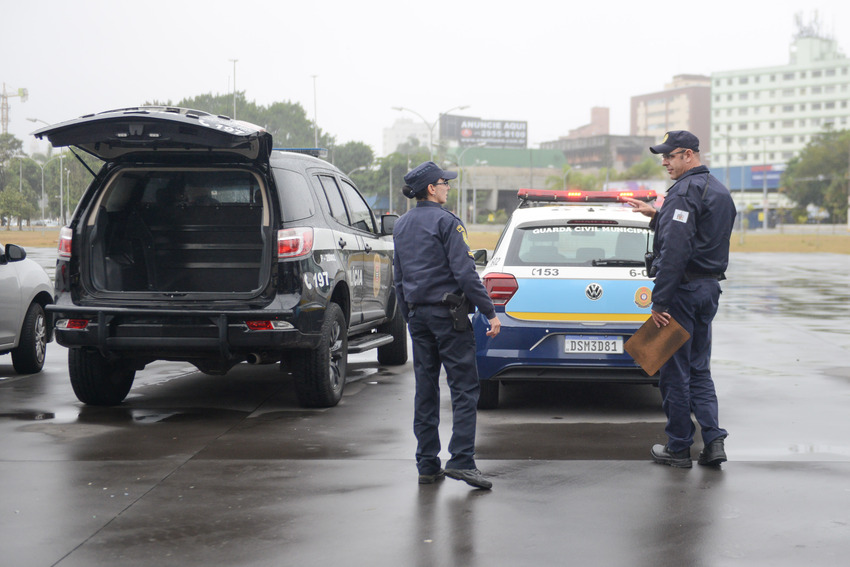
[585,283,603,301]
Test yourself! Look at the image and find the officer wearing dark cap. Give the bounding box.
[623,131,736,469]
[393,160,501,489]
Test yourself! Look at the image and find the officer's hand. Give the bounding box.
[651,309,670,328]
[622,197,656,219]
[486,317,501,337]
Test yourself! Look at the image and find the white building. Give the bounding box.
[711,29,850,170]
[381,117,430,157]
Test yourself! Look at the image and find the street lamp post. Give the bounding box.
[457,142,485,225]
[762,138,769,230]
[391,105,469,162]
[229,59,238,119]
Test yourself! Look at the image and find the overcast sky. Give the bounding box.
[3,0,850,157]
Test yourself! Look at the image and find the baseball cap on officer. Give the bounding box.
[402,161,458,199]
[649,130,700,154]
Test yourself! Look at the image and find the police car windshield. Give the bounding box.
[505,224,651,267]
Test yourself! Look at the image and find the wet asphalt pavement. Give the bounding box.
[2,252,850,566]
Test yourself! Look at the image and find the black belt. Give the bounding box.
[682,271,723,283]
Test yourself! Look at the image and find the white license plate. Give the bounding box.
[563,336,623,354]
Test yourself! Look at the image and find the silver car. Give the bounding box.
[0,241,53,374]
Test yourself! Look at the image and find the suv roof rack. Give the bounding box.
[274,147,329,158]
[517,188,657,208]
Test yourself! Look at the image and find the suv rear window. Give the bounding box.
[274,168,316,222]
[505,224,651,266]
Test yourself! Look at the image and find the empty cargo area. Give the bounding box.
[86,168,270,293]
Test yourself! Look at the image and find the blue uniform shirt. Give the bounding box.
[650,165,737,313]
[393,201,496,321]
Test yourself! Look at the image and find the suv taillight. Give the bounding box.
[57,226,73,259]
[278,227,314,258]
[484,273,518,305]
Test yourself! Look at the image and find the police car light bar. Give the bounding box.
[517,188,657,204]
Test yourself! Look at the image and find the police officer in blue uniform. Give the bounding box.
[393,161,501,489]
[624,131,736,468]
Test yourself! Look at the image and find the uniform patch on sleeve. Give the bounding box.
[457,225,473,256]
[673,209,689,223]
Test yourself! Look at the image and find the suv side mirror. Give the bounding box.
[3,243,27,263]
[473,249,488,266]
[380,214,399,236]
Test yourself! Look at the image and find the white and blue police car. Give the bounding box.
[471,188,658,409]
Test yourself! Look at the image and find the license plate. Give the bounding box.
[563,336,623,354]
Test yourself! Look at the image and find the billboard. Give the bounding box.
[440,114,527,148]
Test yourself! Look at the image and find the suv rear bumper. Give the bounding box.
[46,304,322,359]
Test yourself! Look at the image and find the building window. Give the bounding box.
[739,108,748,115]
[727,78,733,85]
[714,95,720,102]
[769,121,776,129]
[782,105,794,112]
[812,103,822,110]
[812,86,822,94]
[782,88,794,96]
[727,94,733,101]
[782,152,793,159]
[826,68,836,76]
[826,85,836,93]
[783,72,794,80]
[739,92,748,100]
[739,123,748,130]
[812,70,822,78]
[825,102,835,109]
[782,120,794,128]
[739,77,749,84]
[782,136,793,143]
[770,74,776,81]
[799,104,806,111]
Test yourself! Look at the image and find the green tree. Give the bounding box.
[0,133,23,164]
[782,128,850,222]
[151,93,336,150]
[332,141,374,178]
[0,188,28,230]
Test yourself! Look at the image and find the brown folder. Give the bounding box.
[624,315,690,376]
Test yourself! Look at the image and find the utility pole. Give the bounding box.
[1,83,29,134]
[228,60,238,119]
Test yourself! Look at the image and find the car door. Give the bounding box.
[0,250,23,349]
[338,179,392,324]
[315,174,365,325]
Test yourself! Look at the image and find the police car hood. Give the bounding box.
[32,106,272,163]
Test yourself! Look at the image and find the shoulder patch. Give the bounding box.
[673,209,689,223]
[457,224,473,256]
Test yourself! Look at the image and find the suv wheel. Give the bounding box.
[293,303,348,408]
[377,303,408,366]
[11,303,47,374]
[477,380,500,410]
[69,349,136,406]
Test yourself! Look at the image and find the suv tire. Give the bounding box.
[11,303,48,375]
[377,303,408,366]
[69,348,136,406]
[293,303,348,408]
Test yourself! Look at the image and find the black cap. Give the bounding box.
[401,161,458,198]
[649,130,700,154]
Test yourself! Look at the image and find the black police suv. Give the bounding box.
[34,107,405,407]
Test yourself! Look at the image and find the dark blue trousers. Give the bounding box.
[659,278,728,453]
[407,304,480,474]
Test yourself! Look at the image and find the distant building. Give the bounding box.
[709,17,849,216]
[540,108,652,172]
[630,74,711,155]
[382,117,430,156]
[711,20,850,170]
